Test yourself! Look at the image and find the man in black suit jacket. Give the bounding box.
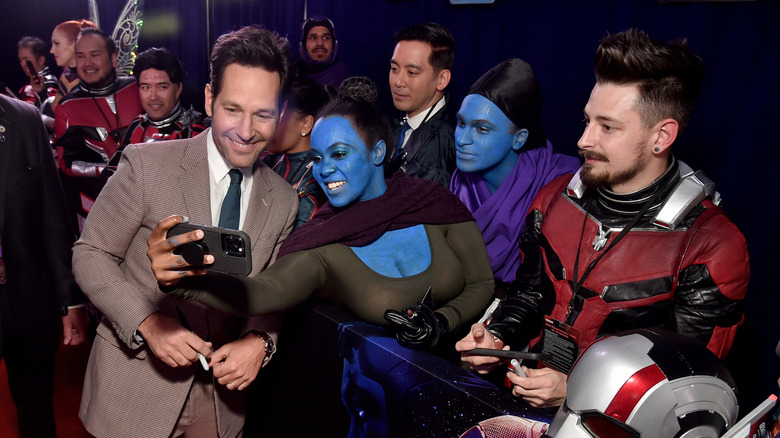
[0,94,89,437]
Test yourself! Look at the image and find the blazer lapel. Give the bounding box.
[243,162,273,248]
[178,130,213,225]
[174,130,275,264]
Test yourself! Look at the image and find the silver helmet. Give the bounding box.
[543,328,738,438]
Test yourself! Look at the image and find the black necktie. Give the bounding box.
[219,169,242,229]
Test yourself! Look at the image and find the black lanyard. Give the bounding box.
[567,188,664,318]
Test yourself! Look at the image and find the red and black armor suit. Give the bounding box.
[54,76,142,231]
[98,103,207,181]
[486,157,748,361]
[19,66,58,139]
[122,102,206,145]
[18,65,58,109]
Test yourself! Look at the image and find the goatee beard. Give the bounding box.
[579,150,608,188]
[578,150,647,190]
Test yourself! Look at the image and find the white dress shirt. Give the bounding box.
[206,129,254,229]
[399,95,447,150]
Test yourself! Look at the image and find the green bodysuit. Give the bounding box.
[175,221,494,330]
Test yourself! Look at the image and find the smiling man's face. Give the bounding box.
[138,68,182,121]
[205,63,282,168]
[75,33,116,88]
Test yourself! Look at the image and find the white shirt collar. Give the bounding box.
[406,95,446,130]
[207,129,233,182]
[206,129,253,228]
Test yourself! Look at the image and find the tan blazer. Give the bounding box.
[73,130,298,438]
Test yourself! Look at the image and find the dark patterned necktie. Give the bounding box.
[218,169,242,229]
[394,120,411,159]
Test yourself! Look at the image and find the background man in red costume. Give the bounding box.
[457,28,749,409]
[121,47,206,146]
[97,47,207,182]
[16,36,59,140]
[16,36,58,112]
[54,27,142,232]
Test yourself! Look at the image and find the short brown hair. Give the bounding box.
[594,28,704,134]
[209,25,292,103]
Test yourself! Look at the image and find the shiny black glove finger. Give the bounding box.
[383,302,443,350]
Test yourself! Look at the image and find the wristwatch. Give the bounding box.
[252,331,276,364]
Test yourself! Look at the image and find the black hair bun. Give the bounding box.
[338,76,378,104]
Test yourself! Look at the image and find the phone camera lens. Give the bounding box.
[222,235,245,258]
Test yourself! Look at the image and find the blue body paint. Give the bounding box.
[455,94,527,193]
[310,116,431,273]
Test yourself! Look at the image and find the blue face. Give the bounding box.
[455,94,524,175]
[310,116,386,208]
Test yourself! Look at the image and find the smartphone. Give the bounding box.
[465,348,551,362]
[25,60,41,84]
[510,358,527,377]
[167,222,253,276]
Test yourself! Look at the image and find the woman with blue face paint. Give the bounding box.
[148,77,494,350]
[449,59,580,285]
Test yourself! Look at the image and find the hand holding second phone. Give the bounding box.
[147,215,213,287]
[506,366,567,408]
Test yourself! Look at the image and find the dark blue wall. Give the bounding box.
[2,0,778,415]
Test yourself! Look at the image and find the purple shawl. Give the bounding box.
[279,173,474,257]
[449,141,580,282]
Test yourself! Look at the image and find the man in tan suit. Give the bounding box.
[72,26,298,437]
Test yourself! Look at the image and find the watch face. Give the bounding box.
[256,331,275,355]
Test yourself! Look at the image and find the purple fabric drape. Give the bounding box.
[279,173,474,257]
[449,141,580,282]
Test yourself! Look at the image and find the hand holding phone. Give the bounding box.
[510,358,527,377]
[167,223,253,276]
[25,60,41,85]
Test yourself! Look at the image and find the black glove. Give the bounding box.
[383,300,448,350]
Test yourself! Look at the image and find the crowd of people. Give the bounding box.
[0,12,752,438]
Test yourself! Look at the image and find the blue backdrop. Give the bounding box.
[1,0,778,416]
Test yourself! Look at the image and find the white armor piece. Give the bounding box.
[565,161,721,230]
[543,329,738,438]
[70,160,107,178]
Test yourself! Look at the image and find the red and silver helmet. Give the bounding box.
[543,328,738,438]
